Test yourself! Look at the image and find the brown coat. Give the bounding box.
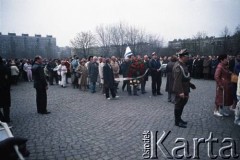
[172,61,190,95]
[214,63,233,106]
[203,59,210,74]
[77,65,88,86]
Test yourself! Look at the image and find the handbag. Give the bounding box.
[231,73,238,83]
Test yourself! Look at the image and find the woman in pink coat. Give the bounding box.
[214,54,233,116]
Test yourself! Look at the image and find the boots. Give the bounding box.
[179,108,187,125]
[174,109,187,128]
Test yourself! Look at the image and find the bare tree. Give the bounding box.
[233,25,240,54]
[147,34,164,54]
[192,31,207,54]
[110,22,128,57]
[70,31,96,58]
[221,26,231,54]
[222,26,231,37]
[126,26,139,54]
[96,25,111,56]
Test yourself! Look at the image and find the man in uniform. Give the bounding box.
[172,49,196,128]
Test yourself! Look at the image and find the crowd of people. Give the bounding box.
[0,50,240,127]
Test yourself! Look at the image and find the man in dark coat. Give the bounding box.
[88,56,99,93]
[103,58,119,99]
[141,55,150,94]
[32,56,50,114]
[0,56,11,122]
[149,52,163,96]
[47,59,58,85]
[120,58,131,91]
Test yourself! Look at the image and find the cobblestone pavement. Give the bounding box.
[10,77,240,160]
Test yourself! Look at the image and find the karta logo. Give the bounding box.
[142,131,239,159]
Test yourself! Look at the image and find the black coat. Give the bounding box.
[32,63,48,89]
[0,64,11,108]
[88,62,99,82]
[149,59,161,76]
[103,64,115,88]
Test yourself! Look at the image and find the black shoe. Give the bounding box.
[142,91,147,94]
[180,119,188,125]
[157,93,163,95]
[168,99,171,102]
[152,93,157,96]
[40,111,51,114]
[3,119,11,123]
[175,122,187,128]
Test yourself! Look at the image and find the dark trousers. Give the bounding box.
[168,92,175,102]
[151,72,162,94]
[49,71,58,85]
[105,86,116,98]
[3,107,10,122]
[0,111,4,121]
[11,75,18,85]
[141,80,146,93]
[36,87,47,113]
[122,80,128,91]
[72,72,79,88]
[128,84,137,95]
[174,95,189,124]
[114,81,119,93]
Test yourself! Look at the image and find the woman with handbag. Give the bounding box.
[214,54,233,116]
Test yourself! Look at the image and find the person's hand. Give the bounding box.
[179,93,185,98]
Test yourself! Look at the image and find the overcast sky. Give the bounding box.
[0,0,240,47]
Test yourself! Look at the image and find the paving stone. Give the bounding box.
[9,78,240,159]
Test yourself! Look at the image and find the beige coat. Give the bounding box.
[77,65,88,86]
[110,61,119,78]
